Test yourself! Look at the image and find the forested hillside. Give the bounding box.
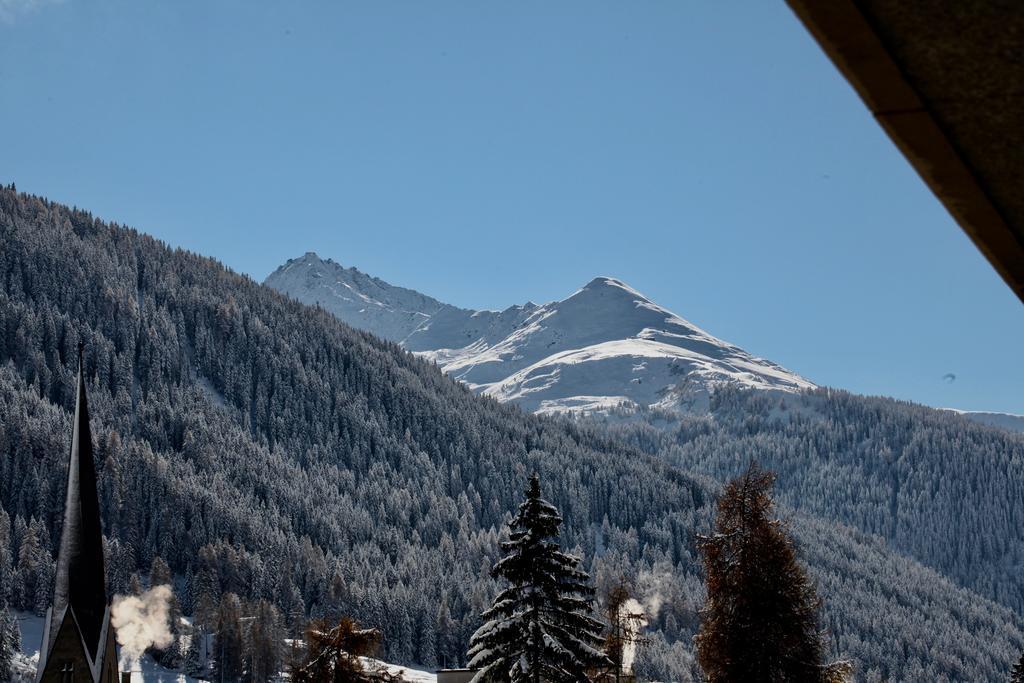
[604,386,1024,616]
[1,186,1022,680]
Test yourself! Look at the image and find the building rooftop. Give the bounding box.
[788,0,1024,304]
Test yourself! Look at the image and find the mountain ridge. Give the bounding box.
[948,408,1024,433]
[265,253,815,415]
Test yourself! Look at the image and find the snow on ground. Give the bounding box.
[123,658,197,682]
[11,611,44,665]
[195,373,228,410]
[361,657,438,683]
[483,337,812,415]
[9,610,42,680]
[9,609,437,682]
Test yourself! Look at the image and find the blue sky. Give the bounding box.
[2,1,1022,414]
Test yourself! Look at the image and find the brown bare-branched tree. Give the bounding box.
[695,463,850,683]
[290,616,403,683]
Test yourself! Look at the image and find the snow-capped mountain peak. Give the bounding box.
[265,255,815,415]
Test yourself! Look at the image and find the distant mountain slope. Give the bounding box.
[265,253,813,414]
[266,252,539,352]
[951,409,1024,433]
[608,386,1024,621]
[3,188,1023,680]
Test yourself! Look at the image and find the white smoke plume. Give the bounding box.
[636,567,671,618]
[621,568,673,674]
[620,598,647,675]
[112,584,175,672]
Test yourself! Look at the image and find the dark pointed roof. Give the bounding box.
[49,343,108,656]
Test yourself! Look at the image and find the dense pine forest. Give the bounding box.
[1,185,1023,680]
[602,386,1024,617]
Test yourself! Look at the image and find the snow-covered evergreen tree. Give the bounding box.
[0,509,12,602]
[14,523,39,613]
[436,596,456,668]
[181,629,203,679]
[246,599,285,683]
[0,599,21,682]
[213,592,244,682]
[0,615,11,681]
[468,474,608,683]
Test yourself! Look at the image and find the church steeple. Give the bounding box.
[38,344,119,682]
[50,343,108,653]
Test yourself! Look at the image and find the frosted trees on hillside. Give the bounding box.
[247,600,286,683]
[1,186,1023,679]
[468,474,609,683]
[0,598,22,681]
[1012,652,1024,683]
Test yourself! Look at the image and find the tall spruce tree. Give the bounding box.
[1011,652,1024,683]
[695,463,850,683]
[247,599,286,683]
[468,474,608,683]
[0,598,20,682]
[213,592,245,683]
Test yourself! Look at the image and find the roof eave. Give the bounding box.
[786,0,1024,304]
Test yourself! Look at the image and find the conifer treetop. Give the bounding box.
[468,473,609,683]
[1011,651,1024,683]
[695,463,851,683]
